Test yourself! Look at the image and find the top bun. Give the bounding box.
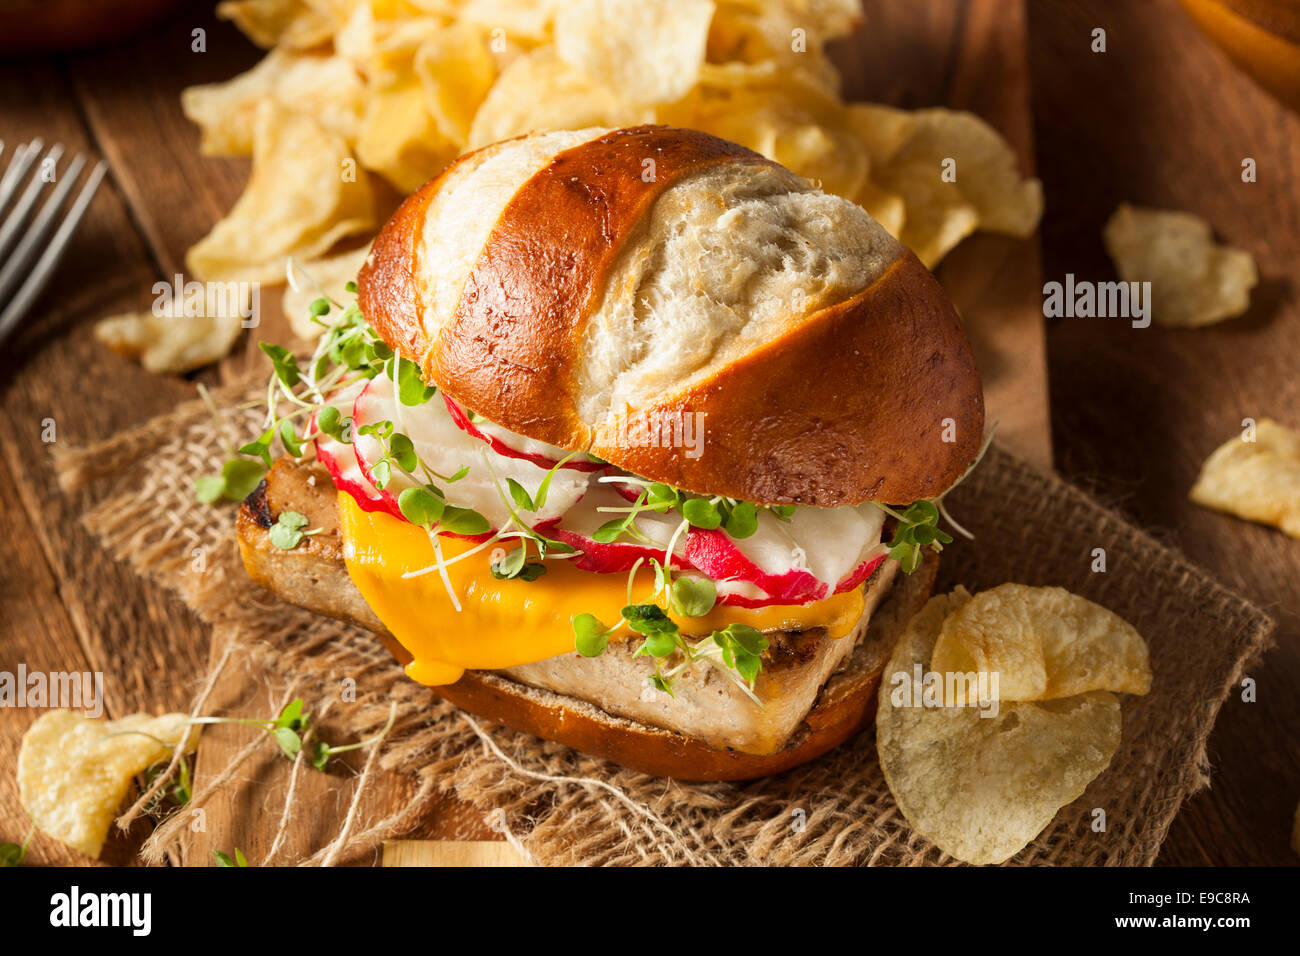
[359,125,983,507]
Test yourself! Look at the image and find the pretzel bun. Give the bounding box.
[359,125,983,506]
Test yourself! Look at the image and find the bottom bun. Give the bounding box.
[237,458,937,780]
[439,553,934,780]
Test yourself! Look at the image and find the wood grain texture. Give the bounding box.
[383,840,526,867]
[0,56,209,865]
[1027,0,1300,865]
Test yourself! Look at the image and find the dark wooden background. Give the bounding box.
[0,0,1295,866]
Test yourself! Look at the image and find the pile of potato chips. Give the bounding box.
[183,0,1043,292]
[876,583,1152,865]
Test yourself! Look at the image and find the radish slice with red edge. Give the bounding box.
[547,483,692,573]
[352,373,590,538]
[444,395,604,473]
[311,381,397,517]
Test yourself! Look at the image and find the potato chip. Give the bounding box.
[1103,203,1258,328]
[929,583,1152,704]
[468,48,644,148]
[854,175,906,240]
[1190,418,1300,538]
[18,710,199,859]
[358,78,456,193]
[871,108,1042,266]
[96,302,247,374]
[182,50,366,157]
[457,0,560,44]
[187,102,375,284]
[709,0,860,84]
[876,589,1122,865]
[657,63,867,200]
[555,0,715,106]
[282,243,372,340]
[414,22,498,147]
[217,0,341,49]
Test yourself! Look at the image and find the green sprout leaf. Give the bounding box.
[259,342,301,387]
[438,506,490,536]
[573,613,612,657]
[506,478,535,512]
[396,356,436,406]
[194,475,226,504]
[197,457,267,504]
[670,575,716,617]
[278,420,303,458]
[398,486,445,528]
[490,546,546,581]
[722,501,758,538]
[388,433,418,473]
[681,498,721,529]
[592,517,629,543]
[269,510,312,550]
[238,426,275,469]
[270,726,301,759]
[645,483,680,513]
[316,405,349,442]
[885,499,955,573]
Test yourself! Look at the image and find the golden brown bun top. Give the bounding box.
[359,125,984,506]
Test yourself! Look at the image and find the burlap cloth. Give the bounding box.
[54,379,1275,866]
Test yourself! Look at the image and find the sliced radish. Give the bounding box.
[444,395,604,472]
[548,483,693,573]
[834,550,888,594]
[310,381,397,517]
[686,527,826,604]
[352,373,591,533]
[685,504,886,605]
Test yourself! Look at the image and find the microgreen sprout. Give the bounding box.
[142,755,192,812]
[187,698,310,761]
[269,510,321,550]
[570,559,767,702]
[213,848,249,867]
[0,824,34,867]
[309,701,398,770]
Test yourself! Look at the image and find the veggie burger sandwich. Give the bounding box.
[236,125,984,780]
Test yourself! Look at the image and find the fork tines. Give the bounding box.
[0,138,107,345]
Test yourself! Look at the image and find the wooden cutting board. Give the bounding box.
[0,0,1048,867]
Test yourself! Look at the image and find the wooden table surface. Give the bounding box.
[0,0,1295,866]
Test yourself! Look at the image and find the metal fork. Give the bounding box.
[0,138,107,347]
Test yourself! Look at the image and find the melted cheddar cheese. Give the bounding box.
[338,492,866,685]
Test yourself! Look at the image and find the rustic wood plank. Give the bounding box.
[1027,0,1300,865]
[0,58,212,718]
[0,53,218,865]
[383,840,526,867]
[0,449,109,867]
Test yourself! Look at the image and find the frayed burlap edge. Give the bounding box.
[54,382,1275,866]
